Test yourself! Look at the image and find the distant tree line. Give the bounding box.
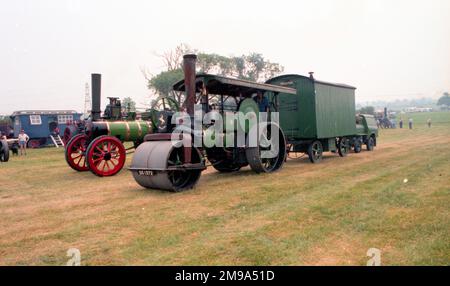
[121,97,136,112]
[143,44,284,106]
[437,92,450,110]
[357,106,375,115]
[0,116,12,125]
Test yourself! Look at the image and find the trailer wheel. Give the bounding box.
[353,141,362,153]
[307,141,323,163]
[0,140,9,162]
[28,139,41,148]
[366,137,375,151]
[337,137,350,157]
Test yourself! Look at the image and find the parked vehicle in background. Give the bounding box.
[353,114,378,152]
[10,110,83,148]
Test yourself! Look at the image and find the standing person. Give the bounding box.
[254,91,269,112]
[18,129,29,156]
[399,118,403,129]
[408,118,413,130]
[427,118,432,128]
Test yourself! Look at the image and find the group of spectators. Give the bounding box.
[378,117,432,130]
[0,129,29,156]
[398,118,414,129]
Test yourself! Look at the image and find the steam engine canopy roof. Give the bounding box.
[173,74,297,97]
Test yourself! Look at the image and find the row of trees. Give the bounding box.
[356,92,450,115]
[437,92,450,109]
[357,106,375,115]
[141,44,450,111]
[143,44,284,105]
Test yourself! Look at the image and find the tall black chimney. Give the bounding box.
[183,54,197,116]
[91,74,101,121]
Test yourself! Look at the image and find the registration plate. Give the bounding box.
[137,170,154,176]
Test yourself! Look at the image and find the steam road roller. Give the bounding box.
[129,54,295,191]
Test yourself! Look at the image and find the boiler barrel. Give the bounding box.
[87,120,153,142]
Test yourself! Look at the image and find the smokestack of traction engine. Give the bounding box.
[91,73,102,121]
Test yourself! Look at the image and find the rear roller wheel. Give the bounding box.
[308,140,323,163]
[86,135,126,177]
[337,137,350,157]
[245,123,287,173]
[131,141,204,192]
[65,134,89,171]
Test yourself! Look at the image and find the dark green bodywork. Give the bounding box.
[266,74,357,141]
[89,120,152,143]
[356,114,378,137]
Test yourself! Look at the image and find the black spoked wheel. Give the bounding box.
[353,140,362,153]
[307,140,323,163]
[337,137,350,157]
[206,148,242,173]
[246,123,287,173]
[367,137,375,151]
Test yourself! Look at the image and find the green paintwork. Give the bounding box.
[357,114,378,137]
[108,120,152,142]
[266,74,357,140]
[237,98,259,133]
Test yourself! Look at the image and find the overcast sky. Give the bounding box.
[0,0,449,114]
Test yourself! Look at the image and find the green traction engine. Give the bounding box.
[64,74,170,177]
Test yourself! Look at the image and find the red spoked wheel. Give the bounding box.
[65,134,89,172]
[63,125,79,145]
[86,135,126,177]
[28,139,41,148]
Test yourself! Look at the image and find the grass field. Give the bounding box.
[0,112,449,265]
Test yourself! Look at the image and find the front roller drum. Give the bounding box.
[85,135,126,177]
[130,141,203,192]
